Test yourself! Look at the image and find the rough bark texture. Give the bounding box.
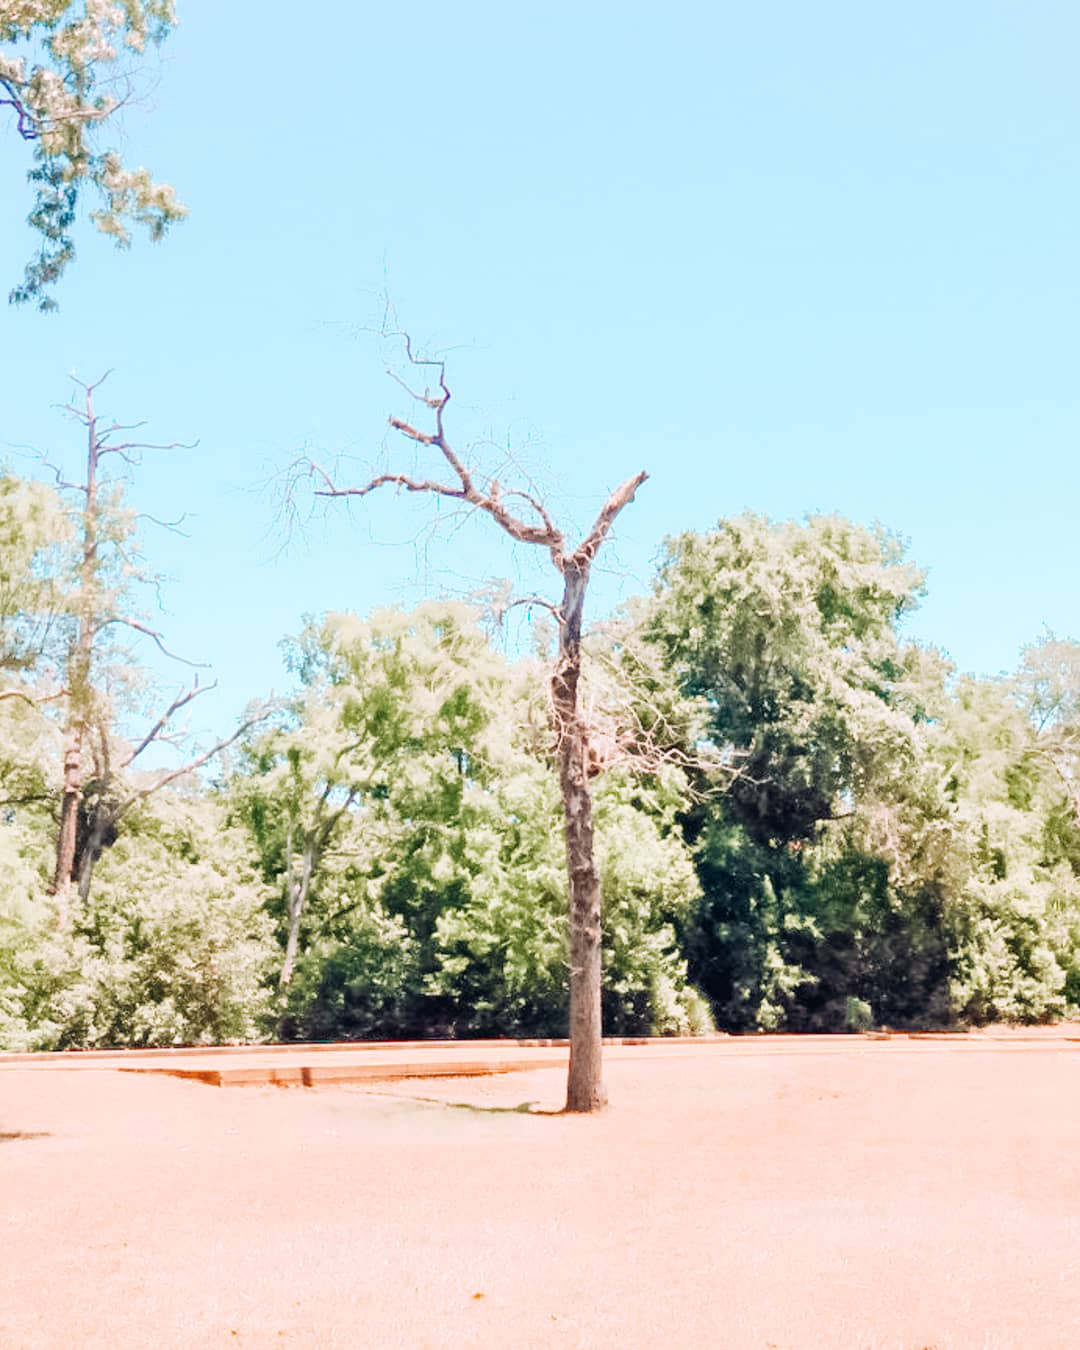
[52,725,82,915]
[51,394,99,919]
[44,377,260,911]
[555,565,606,1111]
[299,343,647,1112]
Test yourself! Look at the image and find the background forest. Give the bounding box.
[2,436,1079,1051]
[3,6,1080,1053]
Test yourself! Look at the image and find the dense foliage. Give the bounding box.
[2,1,185,308]
[1,462,1078,1048]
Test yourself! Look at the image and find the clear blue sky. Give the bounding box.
[1,1,1078,747]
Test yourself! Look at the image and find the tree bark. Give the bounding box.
[300,341,646,1112]
[280,841,315,991]
[50,389,99,922]
[555,561,607,1113]
[51,724,82,918]
[76,807,112,903]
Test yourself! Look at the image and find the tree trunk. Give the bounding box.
[51,396,99,923]
[280,840,315,991]
[51,724,82,922]
[555,562,607,1113]
[76,807,111,903]
[307,344,645,1111]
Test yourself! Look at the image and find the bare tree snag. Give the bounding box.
[50,378,105,915]
[292,339,646,1113]
[42,375,253,916]
[72,690,265,903]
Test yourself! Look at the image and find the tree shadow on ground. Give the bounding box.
[368,1092,561,1116]
[0,1131,50,1143]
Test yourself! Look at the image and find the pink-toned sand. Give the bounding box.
[3,1039,1079,1349]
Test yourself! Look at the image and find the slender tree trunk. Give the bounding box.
[303,340,646,1111]
[51,394,99,923]
[555,561,606,1113]
[280,841,315,991]
[51,724,82,919]
[76,809,111,902]
[52,615,93,913]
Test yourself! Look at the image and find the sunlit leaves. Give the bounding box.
[2,0,185,308]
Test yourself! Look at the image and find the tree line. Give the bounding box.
[2,390,1078,1053]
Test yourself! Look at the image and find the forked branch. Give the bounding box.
[295,336,647,576]
[120,679,214,769]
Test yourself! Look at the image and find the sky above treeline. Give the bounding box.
[1,2,1078,751]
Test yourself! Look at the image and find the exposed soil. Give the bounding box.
[3,1041,1079,1348]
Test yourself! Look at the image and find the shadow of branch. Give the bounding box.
[370,1092,561,1117]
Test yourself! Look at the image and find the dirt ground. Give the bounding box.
[3,1042,1079,1349]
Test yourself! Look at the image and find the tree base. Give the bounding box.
[564,1082,609,1114]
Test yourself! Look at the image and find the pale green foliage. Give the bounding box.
[388,659,703,1037]
[647,513,943,1029]
[594,770,702,1033]
[238,603,706,1040]
[414,746,571,1034]
[929,676,1080,1022]
[8,794,276,1049]
[645,513,1079,1031]
[652,513,930,843]
[10,397,225,902]
[1,1,185,308]
[0,472,64,895]
[0,470,69,678]
[2,474,1077,1045]
[0,810,51,1050]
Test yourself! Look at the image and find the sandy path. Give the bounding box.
[3,1043,1079,1348]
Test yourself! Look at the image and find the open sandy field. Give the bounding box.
[3,1037,1079,1349]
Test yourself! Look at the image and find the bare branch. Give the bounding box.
[316,469,465,503]
[92,616,210,668]
[501,595,565,626]
[65,372,113,405]
[34,452,83,494]
[0,78,39,140]
[135,511,191,537]
[387,417,438,447]
[0,686,65,708]
[99,437,198,459]
[385,368,445,409]
[120,680,215,769]
[289,334,572,567]
[575,472,649,567]
[496,487,560,540]
[110,704,273,828]
[104,420,148,436]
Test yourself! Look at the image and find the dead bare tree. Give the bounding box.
[291,338,646,1113]
[72,677,265,902]
[40,375,262,918]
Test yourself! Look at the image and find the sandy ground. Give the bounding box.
[3,1043,1079,1349]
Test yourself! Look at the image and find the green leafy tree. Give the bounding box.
[2,0,185,309]
[9,792,276,1049]
[0,469,68,688]
[928,674,1080,1022]
[647,513,948,1029]
[237,602,706,1043]
[237,602,505,1009]
[0,470,68,829]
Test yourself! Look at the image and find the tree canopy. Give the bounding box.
[1,1,184,309]
[1,447,1077,1052]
